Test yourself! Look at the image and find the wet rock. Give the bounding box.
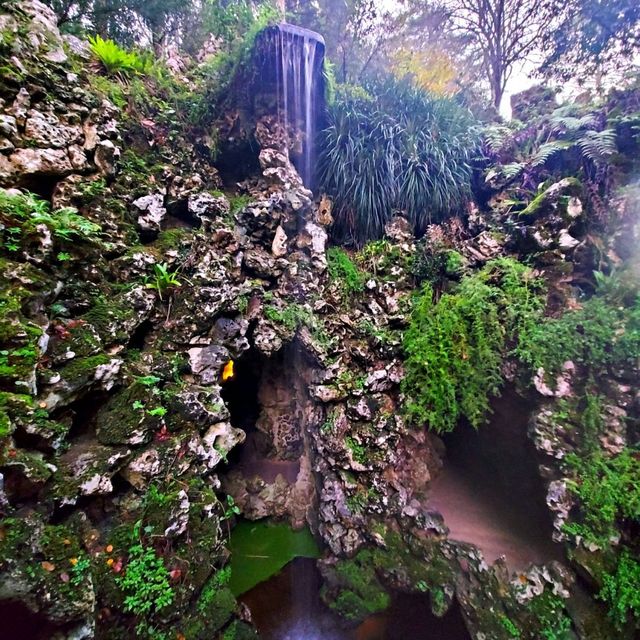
[56,442,130,501]
[188,192,230,227]
[93,139,120,176]
[41,356,123,410]
[533,361,575,397]
[24,109,83,148]
[271,225,288,256]
[132,193,166,235]
[188,345,230,385]
[0,148,73,185]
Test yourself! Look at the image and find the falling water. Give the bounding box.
[277,25,324,187]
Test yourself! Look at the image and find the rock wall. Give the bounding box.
[1,3,639,640]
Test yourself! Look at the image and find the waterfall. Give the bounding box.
[276,25,324,188]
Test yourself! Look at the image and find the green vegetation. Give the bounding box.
[402,258,543,433]
[599,549,640,629]
[0,191,101,254]
[326,247,364,298]
[145,262,181,301]
[527,591,572,640]
[563,449,640,547]
[320,77,479,245]
[328,549,391,621]
[228,520,320,596]
[116,522,174,636]
[89,35,148,77]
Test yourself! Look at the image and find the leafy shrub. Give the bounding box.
[319,77,480,245]
[563,449,640,547]
[402,258,543,433]
[599,549,640,629]
[116,523,174,633]
[515,293,640,382]
[327,247,364,298]
[89,35,148,77]
[0,190,101,251]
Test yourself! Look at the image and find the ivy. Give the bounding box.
[402,258,543,433]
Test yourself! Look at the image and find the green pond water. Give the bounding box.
[228,519,320,596]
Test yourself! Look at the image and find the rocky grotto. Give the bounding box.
[0,1,639,639]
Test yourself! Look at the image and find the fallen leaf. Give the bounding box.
[41,561,55,572]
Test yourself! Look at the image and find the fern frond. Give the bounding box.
[576,129,617,166]
[530,140,572,167]
[483,125,514,153]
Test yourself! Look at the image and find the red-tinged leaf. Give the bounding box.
[169,568,181,581]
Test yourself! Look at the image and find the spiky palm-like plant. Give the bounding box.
[319,78,480,245]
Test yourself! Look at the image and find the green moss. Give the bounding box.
[518,178,582,221]
[329,549,391,621]
[599,548,640,630]
[57,354,111,387]
[327,247,364,298]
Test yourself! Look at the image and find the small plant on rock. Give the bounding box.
[116,521,174,636]
[89,35,148,78]
[145,263,181,301]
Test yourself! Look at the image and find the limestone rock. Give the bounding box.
[132,193,166,235]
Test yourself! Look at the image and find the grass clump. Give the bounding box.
[319,77,480,245]
[402,258,543,433]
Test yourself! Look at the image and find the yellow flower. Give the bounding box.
[69,557,78,566]
[106,558,114,567]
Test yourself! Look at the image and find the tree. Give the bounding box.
[443,0,556,109]
[286,0,381,83]
[540,0,640,83]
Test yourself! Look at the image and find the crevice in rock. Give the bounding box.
[127,319,154,351]
[15,174,59,202]
[57,389,111,442]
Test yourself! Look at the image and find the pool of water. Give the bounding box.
[240,557,472,640]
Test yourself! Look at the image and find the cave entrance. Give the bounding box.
[429,387,563,570]
[221,349,263,433]
[220,344,304,483]
[220,348,267,469]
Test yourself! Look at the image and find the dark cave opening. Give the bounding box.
[0,600,69,640]
[221,349,262,432]
[219,348,268,469]
[430,387,563,570]
[126,319,154,351]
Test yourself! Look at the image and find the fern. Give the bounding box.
[483,125,514,154]
[550,113,599,134]
[530,140,572,167]
[88,35,148,78]
[576,129,617,167]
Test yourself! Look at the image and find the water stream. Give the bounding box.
[275,24,324,187]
